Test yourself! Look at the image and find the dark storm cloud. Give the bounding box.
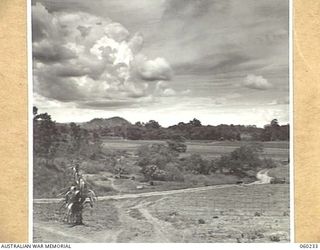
[52,65,89,78]
[31,0,95,13]
[152,0,289,82]
[173,53,252,76]
[33,42,77,63]
[35,72,84,102]
[78,100,136,109]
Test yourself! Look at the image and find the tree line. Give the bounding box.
[33,106,102,163]
[96,118,289,141]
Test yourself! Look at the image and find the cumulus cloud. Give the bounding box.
[128,33,144,54]
[162,88,176,96]
[104,23,130,42]
[33,40,77,63]
[243,74,272,90]
[155,81,190,97]
[134,56,173,81]
[32,3,172,109]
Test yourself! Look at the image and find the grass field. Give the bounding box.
[102,139,289,160]
[33,183,290,243]
[268,164,290,181]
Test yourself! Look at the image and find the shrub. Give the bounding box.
[183,154,214,175]
[198,219,205,224]
[270,235,281,242]
[261,157,277,169]
[140,165,158,181]
[166,140,187,153]
[138,144,178,169]
[216,145,265,177]
[140,163,184,182]
[138,143,182,181]
[164,163,184,181]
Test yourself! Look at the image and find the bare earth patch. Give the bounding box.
[34,183,289,243]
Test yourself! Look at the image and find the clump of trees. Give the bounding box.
[215,144,277,177]
[99,118,289,142]
[33,106,102,160]
[33,106,103,198]
[182,154,216,175]
[138,140,277,182]
[138,140,216,181]
[138,143,184,181]
[33,107,59,163]
[261,119,289,141]
[166,135,187,153]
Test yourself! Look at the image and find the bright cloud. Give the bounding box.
[134,56,173,81]
[243,74,272,90]
[32,3,173,109]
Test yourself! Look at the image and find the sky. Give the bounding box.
[31,0,289,127]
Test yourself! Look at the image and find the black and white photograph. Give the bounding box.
[31,0,291,243]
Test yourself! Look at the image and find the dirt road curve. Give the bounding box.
[34,169,272,204]
[34,184,239,204]
[247,169,272,185]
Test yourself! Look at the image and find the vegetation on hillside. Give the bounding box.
[80,117,289,142]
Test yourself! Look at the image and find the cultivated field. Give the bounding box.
[33,183,290,243]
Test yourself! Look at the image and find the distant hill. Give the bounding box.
[79,117,131,130]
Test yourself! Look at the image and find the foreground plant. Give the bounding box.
[59,164,97,225]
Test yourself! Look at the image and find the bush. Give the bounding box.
[183,154,215,175]
[261,158,277,169]
[138,143,182,181]
[270,235,281,242]
[138,144,178,169]
[198,219,205,224]
[216,145,265,177]
[140,165,158,181]
[140,163,184,182]
[164,163,184,181]
[166,140,187,153]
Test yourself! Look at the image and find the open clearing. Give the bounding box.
[102,140,289,160]
[34,183,289,243]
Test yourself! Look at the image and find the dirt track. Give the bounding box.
[34,170,289,243]
[34,195,185,242]
[34,169,272,204]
